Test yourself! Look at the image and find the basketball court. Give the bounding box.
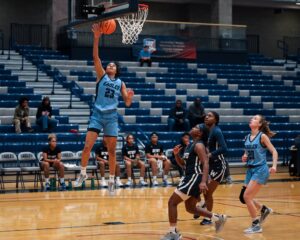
[0,0,300,239]
[0,174,300,240]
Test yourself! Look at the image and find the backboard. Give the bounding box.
[70,0,138,28]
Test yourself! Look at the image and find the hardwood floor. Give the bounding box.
[0,174,299,240]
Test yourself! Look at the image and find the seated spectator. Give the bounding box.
[188,97,206,127]
[145,132,171,186]
[122,134,147,187]
[168,99,190,131]
[170,132,191,177]
[139,45,152,67]
[36,97,58,132]
[40,134,66,191]
[13,97,34,134]
[95,140,123,188]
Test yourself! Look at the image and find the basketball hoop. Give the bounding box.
[117,4,148,45]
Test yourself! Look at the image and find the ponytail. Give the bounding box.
[258,115,276,138]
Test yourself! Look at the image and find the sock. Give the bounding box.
[153,176,157,180]
[252,218,259,225]
[169,226,176,233]
[211,213,219,222]
[81,167,87,175]
[109,175,115,182]
[45,178,50,184]
[140,177,144,181]
[116,176,120,181]
[60,178,65,184]
[101,177,105,181]
[128,177,132,181]
[261,205,267,212]
[163,175,168,180]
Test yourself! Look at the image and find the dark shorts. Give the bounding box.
[209,157,227,183]
[176,174,202,199]
[39,161,56,169]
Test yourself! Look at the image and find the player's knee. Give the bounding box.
[126,161,131,167]
[99,161,105,167]
[168,198,177,208]
[239,186,247,204]
[42,162,49,170]
[185,204,196,214]
[60,162,64,169]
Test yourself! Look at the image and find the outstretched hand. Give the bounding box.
[173,145,182,155]
[92,23,103,38]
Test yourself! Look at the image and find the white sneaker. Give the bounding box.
[139,180,148,186]
[153,180,159,186]
[100,180,108,187]
[108,180,115,195]
[125,180,133,187]
[74,173,88,187]
[116,179,123,187]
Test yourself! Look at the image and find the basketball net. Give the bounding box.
[117,4,148,45]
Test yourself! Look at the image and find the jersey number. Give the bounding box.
[247,150,254,160]
[105,88,115,99]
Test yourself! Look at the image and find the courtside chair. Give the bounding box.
[0,152,24,190]
[18,152,43,189]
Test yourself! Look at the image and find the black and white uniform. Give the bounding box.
[208,126,228,183]
[176,141,203,200]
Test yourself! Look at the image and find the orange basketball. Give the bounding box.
[101,19,117,35]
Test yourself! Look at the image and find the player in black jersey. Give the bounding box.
[122,134,147,187]
[145,132,171,186]
[161,124,227,240]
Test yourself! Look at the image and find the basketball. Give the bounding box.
[101,19,116,35]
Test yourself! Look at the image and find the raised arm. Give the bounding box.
[173,145,185,168]
[92,23,105,80]
[121,82,134,107]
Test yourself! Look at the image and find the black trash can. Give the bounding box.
[289,136,300,176]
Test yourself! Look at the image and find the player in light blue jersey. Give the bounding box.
[75,23,134,193]
[240,115,278,234]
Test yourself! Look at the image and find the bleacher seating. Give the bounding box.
[1,46,300,182]
[42,55,300,164]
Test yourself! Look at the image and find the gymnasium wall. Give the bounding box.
[233,6,300,58]
[0,1,299,58]
[147,2,300,58]
[0,0,52,48]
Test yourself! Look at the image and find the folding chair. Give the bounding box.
[18,152,43,189]
[0,152,23,190]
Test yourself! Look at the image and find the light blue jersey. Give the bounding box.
[244,132,267,167]
[94,74,122,113]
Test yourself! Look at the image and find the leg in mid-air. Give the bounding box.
[74,131,98,187]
